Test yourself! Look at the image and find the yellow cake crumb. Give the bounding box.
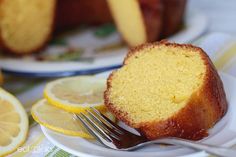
[0,0,55,53]
[109,45,206,126]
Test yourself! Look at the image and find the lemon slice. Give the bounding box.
[44,76,107,113]
[31,99,116,138]
[0,88,28,156]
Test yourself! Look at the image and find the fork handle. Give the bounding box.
[154,138,236,157]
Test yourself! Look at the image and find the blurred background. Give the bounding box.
[188,0,236,35]
[0,0,235,77]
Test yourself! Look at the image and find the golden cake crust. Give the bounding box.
[104,41,227,140]
[138,0,163,42]
[55,0,113,31]
[161,0,186,37]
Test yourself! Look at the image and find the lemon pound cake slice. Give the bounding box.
[105,41,227,140]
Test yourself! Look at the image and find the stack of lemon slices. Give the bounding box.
[31,76,116,138]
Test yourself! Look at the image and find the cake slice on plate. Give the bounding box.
[105,41,227,140]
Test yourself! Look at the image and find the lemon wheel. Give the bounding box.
[31,99,116,138]
[44,76,107,113]
[0,88,28,156]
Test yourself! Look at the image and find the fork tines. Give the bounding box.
[74,107,148,149]
[74,107,123,144]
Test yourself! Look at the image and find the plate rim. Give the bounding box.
[2,64,121,77]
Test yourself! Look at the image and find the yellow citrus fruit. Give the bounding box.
[0,88,28,156]
[31,99,116,138]
[44,76,107,113]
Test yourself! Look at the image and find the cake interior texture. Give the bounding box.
[109,45,206,127]
[0,0,55,53]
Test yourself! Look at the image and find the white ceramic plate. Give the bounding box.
[0,11,207,77]
[41,72,236,157]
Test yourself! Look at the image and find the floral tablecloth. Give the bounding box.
[3,32,236,157]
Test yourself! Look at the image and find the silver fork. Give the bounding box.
[74,107,236,157]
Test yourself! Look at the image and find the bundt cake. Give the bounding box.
[104,41,227,140]
[0,0,186,54]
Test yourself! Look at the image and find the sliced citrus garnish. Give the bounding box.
[44,76,107,113]
[0,88,28,156]
[31,99,116,138]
